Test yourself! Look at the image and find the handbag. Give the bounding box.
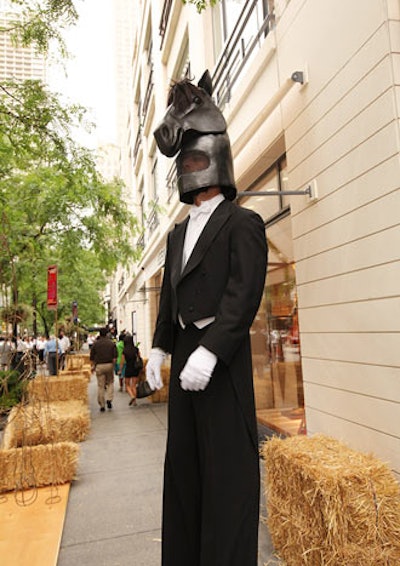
[136,379,155,399]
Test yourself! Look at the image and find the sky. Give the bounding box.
[49,0,117,147]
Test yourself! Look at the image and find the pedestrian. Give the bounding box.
[119,334,141,406]
[58,329,71,370]
[115,332,126,391]
[87,334,94,350]
[0,335,15,372]
[36,335,46,366]
[148,72,268,565]
[90,327,117,412]
[10,334,28,374]
[44,335,62,376]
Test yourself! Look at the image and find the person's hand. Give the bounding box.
[146,348,166,390]
[179,346,217,391]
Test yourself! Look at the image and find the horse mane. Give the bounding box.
[167,78,204,112]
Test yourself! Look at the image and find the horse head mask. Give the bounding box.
[154,70,236,204]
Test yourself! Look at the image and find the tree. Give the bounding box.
[0,0,78,56]
[182,0,221,13]
[0,137,140,333]
[0,1,140,336]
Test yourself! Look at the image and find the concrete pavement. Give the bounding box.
[58,377,280,565]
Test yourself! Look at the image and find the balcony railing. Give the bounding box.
[159,0,173,48]
[133,126,142,161]
[118,274,125,292]
[166,162,178,203]
[136,232,145,252]
[212,0,275,108]
[147,202,160,236]
[142,68,154,122]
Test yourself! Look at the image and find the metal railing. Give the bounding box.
[133,126,142,161]
[212,0,275,108]
[147,201,160,236]
[166,162,178,203]
[159,0,173,48]
[118,274,125,291]
[136,232,145,252]
[142,67,154,122]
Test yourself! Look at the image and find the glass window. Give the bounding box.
[172,38,190,82]
[240,154,306,437]
[240,156,288,222]
[221,0,246,40]
[212,0,274,106]
[251,214,305,437]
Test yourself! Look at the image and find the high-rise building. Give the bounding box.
[0,0,46,82]
[114,0,137,190]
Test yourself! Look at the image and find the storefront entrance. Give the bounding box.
[250,213,305,436]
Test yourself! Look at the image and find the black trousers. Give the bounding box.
[47,352,57,375]
[162,324,259,566]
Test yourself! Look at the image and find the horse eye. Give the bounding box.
[193,96,201,104]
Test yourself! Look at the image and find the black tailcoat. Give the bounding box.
[153,198,268,566]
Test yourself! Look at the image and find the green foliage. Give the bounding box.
[182,0,221,13]
[2,0,78,56]
[0,369,28,415]
[0,1,141,333]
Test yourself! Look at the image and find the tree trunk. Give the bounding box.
[32,294,38,337]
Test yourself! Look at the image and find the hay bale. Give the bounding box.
[263,434,400,565]
[65,354,90,370]
[28,374,88,403]
[65,355,82,370]
[2,400,90,449]
[0,441,79,493]
[59,368,91,382]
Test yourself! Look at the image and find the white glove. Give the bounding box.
[146,348,166,390]
[179,346,217,391]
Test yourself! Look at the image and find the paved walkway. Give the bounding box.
[58,377,279,565]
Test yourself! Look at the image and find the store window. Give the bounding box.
[241,157,306,437]
[172,38,190,82]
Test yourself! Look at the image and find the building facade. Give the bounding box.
[112,0,400,479]
[0,0,46,82]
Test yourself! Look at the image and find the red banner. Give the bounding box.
[47,265,58,310]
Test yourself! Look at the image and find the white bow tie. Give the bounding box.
[189,200,214,222]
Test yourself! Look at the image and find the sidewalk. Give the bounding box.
[58,377,279,566]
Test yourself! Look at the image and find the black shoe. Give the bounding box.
[107,400,112,409]
[100,407,105,412]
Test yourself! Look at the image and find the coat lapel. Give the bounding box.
[180,199,234,280]
[170,218,188,289]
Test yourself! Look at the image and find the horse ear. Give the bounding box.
[198,70,213,96]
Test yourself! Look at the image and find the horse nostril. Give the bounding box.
[162,126,170,139]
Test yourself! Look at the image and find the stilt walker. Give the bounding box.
[147,70,268,566]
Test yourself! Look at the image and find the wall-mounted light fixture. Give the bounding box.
[232,69,308,156]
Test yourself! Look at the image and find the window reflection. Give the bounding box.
[251,216,306,437]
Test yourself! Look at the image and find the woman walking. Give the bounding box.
[119,334,141,406]
[115,333,126,391]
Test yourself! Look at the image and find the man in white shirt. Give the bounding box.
[35,335,46,366]
[44,335,62,375]
[58,329,71,370]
